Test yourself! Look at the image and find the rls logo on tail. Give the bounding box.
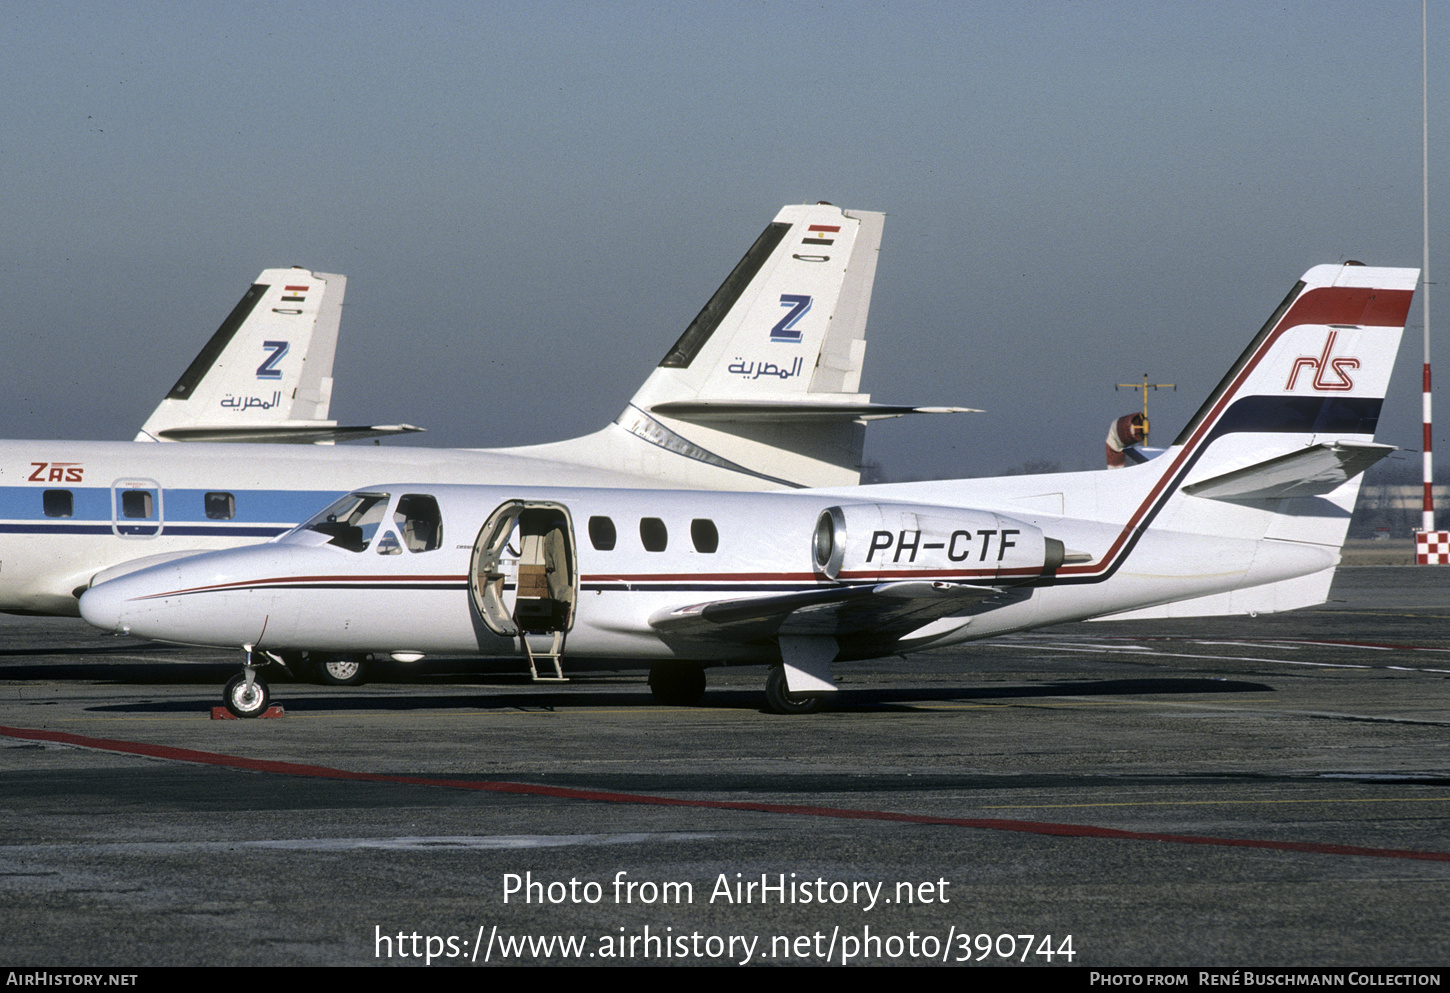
[1285,330,1359,392]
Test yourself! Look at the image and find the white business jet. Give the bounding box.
[79,263,1418,716]
[3,204,961,635]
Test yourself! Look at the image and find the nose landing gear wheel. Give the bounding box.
[223,673,271,718]
[764,666,823,715]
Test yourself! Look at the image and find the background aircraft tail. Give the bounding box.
[134,268,421,444]
[506,203,969,488]
[1107,262,1419,617]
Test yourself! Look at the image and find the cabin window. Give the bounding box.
[205,492,236,520]
[394,494,443,552]
[120,490,153,519]
[43,490,73,518]
[690,518,719,553]
[588,516,616,551]
[640,517,668,552]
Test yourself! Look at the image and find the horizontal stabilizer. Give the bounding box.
[1183,441,1395,502]
[648,401,978,422]
[650,580,1001,642]
[153,424,424,444]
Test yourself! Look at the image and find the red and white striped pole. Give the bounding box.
[1421,357,1443,563]
[1416,0,1449,564]
[1424,361,1434,535]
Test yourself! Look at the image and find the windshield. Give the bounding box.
[300,492,391,552]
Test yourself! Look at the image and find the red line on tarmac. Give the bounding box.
[5,722,1448,863]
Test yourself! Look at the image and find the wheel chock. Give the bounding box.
[211,705,286,719]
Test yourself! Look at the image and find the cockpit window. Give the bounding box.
[302,492,390,552]
[394,494,443,552]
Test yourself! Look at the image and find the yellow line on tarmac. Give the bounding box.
[981,796,1450,810]
[915,698,1278,710]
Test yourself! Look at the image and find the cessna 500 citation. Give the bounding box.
[79,263,1418,716]
[6,204,961,632]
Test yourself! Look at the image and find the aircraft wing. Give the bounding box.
[648,580,1007,642]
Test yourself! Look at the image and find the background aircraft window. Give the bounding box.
[588,516,616,551]
[394,494,443,552]
[690,518,719,553]
[640,517,668,552]
[121,490,153,519]
[205,492,236,520]
[302,491,390,553]
[43,490,73,518]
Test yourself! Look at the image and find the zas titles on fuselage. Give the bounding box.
[26,462,84,484]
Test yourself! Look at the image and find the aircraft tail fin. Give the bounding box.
[134,268,423,445]
[515,203,970,488]
[1167,262,1417,493]
[1106,262,1418,618]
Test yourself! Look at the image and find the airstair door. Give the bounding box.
[469,500,578,639]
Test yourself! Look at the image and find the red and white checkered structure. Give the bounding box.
[1416,531,1450,565]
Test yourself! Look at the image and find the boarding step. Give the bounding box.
[521,631,568,682]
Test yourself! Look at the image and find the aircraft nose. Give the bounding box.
[79,578,135,634]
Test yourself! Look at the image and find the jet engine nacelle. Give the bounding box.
[812,503,1059,581]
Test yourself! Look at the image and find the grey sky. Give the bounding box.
[3,1,1443,480]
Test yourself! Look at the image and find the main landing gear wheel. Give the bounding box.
[224,672,271,718]
[764,666,822,715]
[648,660,707,706]
[316,654,366,686]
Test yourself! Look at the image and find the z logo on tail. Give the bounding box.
[256,340,290,380]
[770,295,812,343]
